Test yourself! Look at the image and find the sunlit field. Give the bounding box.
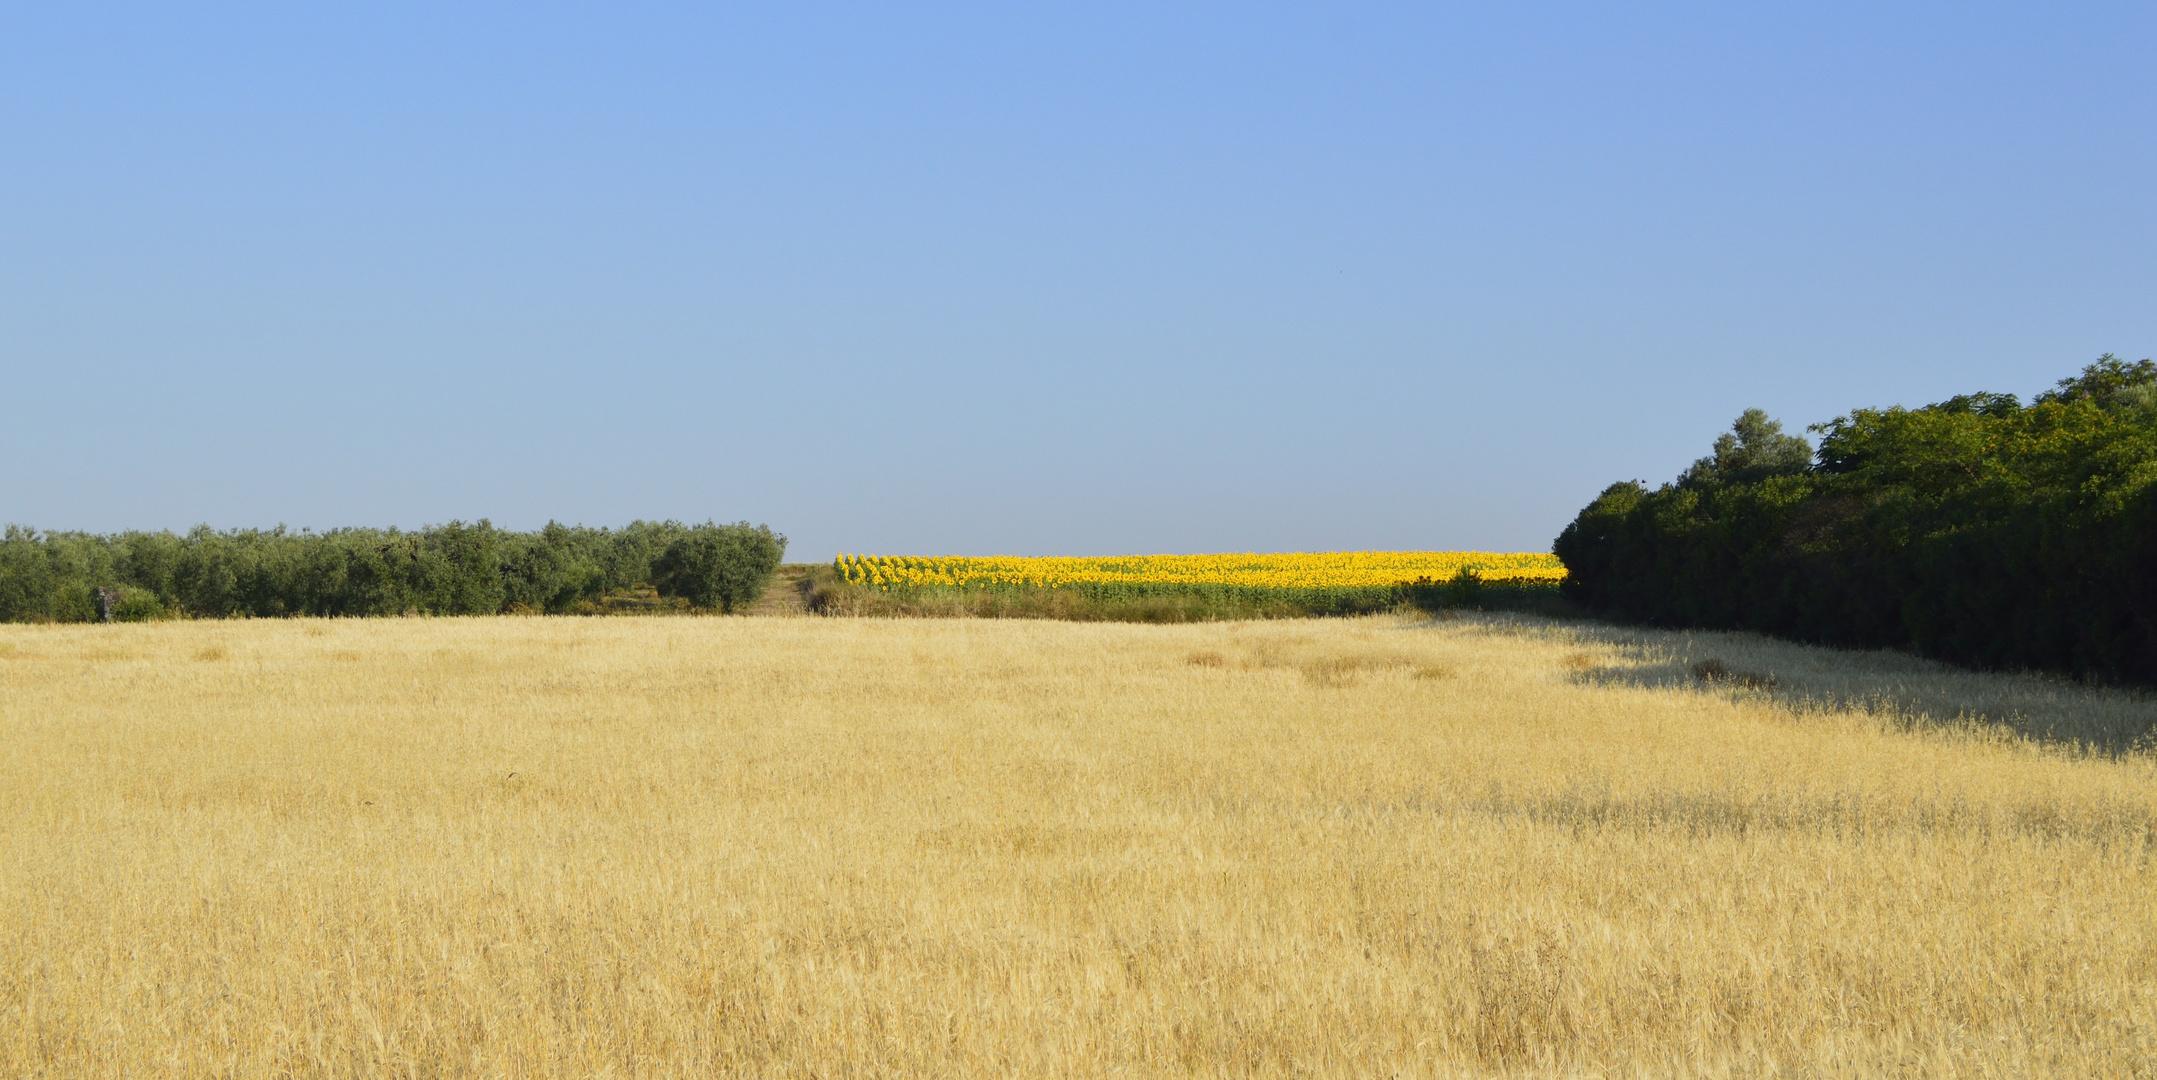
[2,614,2153,1077]
[814,550,1565,620]
[832,550,1567,588]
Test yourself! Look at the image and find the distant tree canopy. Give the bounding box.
[0,519,786,621]
[1554,355,2157,684]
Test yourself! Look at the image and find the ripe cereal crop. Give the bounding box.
[1,614,2152,1076]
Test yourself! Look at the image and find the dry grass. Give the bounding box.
[0,613,2153,1077]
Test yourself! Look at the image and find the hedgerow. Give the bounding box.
[0,520,784,621]
[1554,356,2157,683]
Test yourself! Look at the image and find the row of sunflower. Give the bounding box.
[832,551,1565,590]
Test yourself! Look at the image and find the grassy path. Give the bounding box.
[745,563,813,615]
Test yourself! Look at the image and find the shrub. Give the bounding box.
[111,589,169,622]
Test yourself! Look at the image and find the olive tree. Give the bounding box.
[651,522,787,613]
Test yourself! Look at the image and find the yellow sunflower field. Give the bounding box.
[834,551,1564,590]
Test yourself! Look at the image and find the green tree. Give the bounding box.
[2035,353,2157,405]
[652,522,787,613]
[1554,355,2157,685]
[1678,409,1813,488]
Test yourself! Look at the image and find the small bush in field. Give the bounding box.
[112,590,169,622]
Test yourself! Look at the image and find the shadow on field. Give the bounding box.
[1447,614,2157,754]
[1433,786,2157,845]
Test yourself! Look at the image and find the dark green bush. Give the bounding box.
[1554,356,2157,683]
[651,523,787,613]
[0,519,782,622]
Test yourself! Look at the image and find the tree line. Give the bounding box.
[0,520,785,621]
[1555,356,2157,684]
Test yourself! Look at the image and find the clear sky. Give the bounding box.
[4,3,2152,561]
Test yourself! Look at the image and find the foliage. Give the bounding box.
[0,519,784,622]
[1677,408,1813,487]
[1554,355,2157,683]
[651,523,787,612]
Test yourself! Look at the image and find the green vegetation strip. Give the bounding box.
[1557,355,2157,685]
[0,521,784,621]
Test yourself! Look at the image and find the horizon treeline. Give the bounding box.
[1555,355,2157,685]
[0,520,785,622]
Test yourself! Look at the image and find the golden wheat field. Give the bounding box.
[2,614,2154,1077]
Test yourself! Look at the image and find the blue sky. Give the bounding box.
[4,3,2152,561]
